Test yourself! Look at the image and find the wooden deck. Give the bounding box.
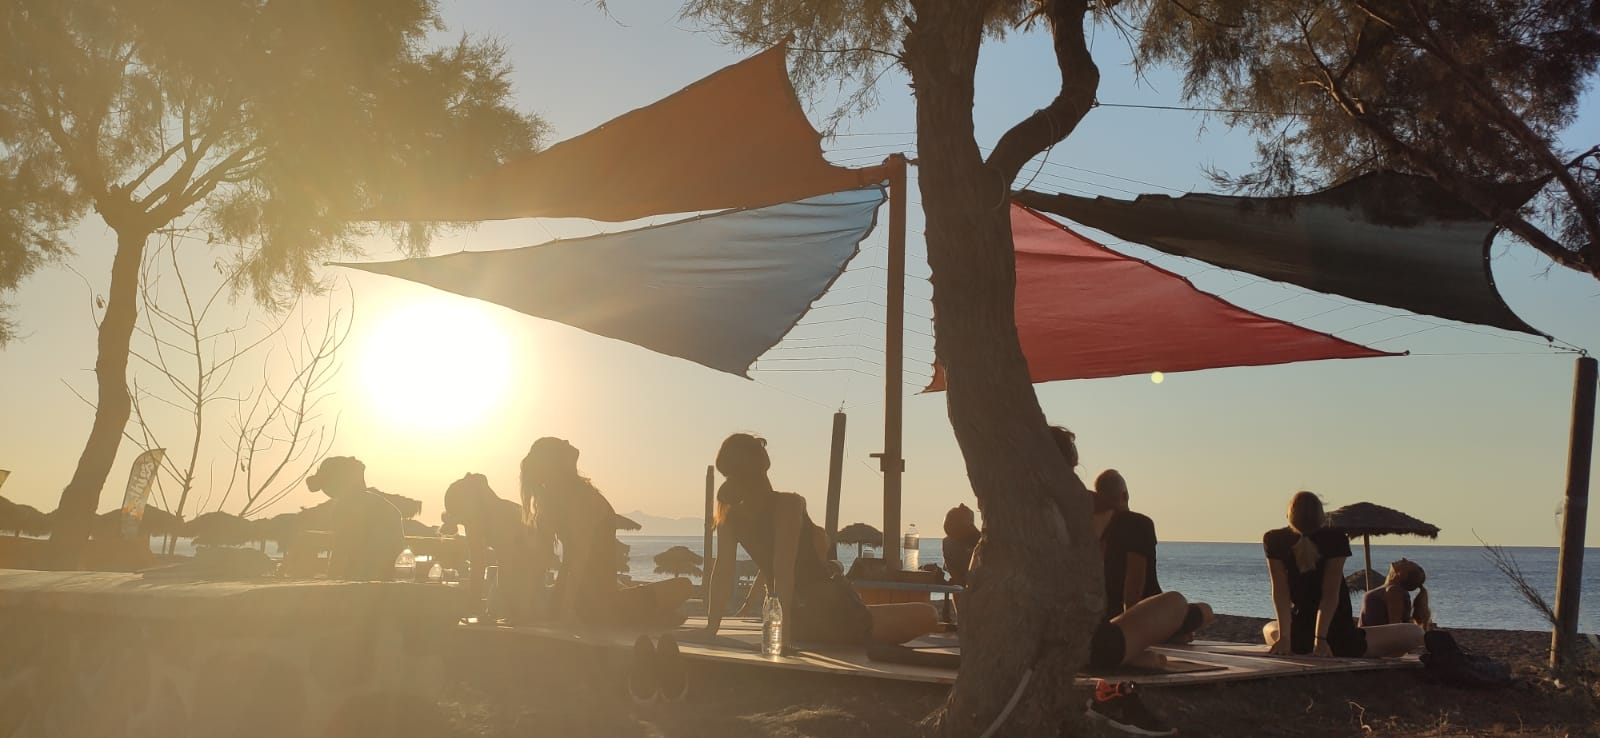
[462,616,1420,688]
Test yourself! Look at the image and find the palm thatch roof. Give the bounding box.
[94,506,182,538]
[836,522,883,547]
[0,497,50,536]
[185,511,254,547]
[1325,502,1440,538]
[654,545,705,578]
[249,513,302,543]
[614,514,642,531]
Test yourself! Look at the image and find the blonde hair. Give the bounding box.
[1389,559,1432,628]
[1287,491,1325,574]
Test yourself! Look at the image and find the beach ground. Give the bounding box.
[438,614,1600,738]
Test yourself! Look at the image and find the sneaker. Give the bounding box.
[629,635,659,705]
[1086,680,1176,736]
[656,634,688,702]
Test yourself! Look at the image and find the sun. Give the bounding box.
[357,298,516,432]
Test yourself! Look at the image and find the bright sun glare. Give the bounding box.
[358,299,515,432]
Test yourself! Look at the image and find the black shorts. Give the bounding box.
[1088,622,1127,669]
[1289,613,1367,657]
[792,576,873,645]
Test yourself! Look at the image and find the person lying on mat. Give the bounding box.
[1263,491,1424,657]
[1047,426,1214,670]
[704,433,938,646]
[443,473,549,622]
[521,437,690,626]
[1359,558,1433,630]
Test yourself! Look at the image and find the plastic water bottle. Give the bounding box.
[483,565,502,619]
[761,594,785,658]
[393,549,416,581]
[902,524,921,570]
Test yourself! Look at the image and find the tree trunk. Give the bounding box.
[50,226,149,565]
[907,2,1105,735]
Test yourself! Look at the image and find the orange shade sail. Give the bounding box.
[925,206,1397,390]
[390,42,877,223]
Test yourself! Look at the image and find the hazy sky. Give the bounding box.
[1,0,1596,548]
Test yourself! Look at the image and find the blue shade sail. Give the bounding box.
[336,187,886,377]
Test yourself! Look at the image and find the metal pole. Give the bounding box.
[704,465,716,579]
[1363,535,1372,592]
[1552,355,1596,668]
[825,411,847,560]
[878,154,907,575]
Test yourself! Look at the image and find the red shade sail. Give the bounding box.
[386,42,877,223]
[925,206,1397,390]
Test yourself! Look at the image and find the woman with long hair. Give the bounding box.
[521,437,690,625]
[1359,558,1433,629]
[704,433,937,645]
[1263,492,1424,657]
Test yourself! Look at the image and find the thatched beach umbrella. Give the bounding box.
[185,511,254,547]
[614,514,642,532]
[95,506,181,539]
[1326,502,1441,590]
[653,545,704,579]
[0,497,50,537]
[836,522,883,558]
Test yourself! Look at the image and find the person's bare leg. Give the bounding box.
[1361,623,1424,657]
[867,603,939,644]
[1112,591,1188,663]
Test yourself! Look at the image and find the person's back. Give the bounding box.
[1101,509,1162,616]
[330,488,405,581]
[307,456,405,580]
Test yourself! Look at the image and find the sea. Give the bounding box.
[613,536,1600,634]
[149,535,1600,633]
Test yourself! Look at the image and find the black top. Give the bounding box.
[726,491,834,597]
[1101,510,1161,618]
[539,482,622,614]
[942,535,978,586]
[1262,527,1354,622]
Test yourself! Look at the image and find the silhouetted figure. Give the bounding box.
[1359,558,1433,629]
[521,437,689,625]
[1263,491,1423,657]
[1045,425,1213,669]
[305,456,404,581]
[705,433,937,645]
[444,473,546,621]
[941,503,979,587]
[1093,469,1163,618]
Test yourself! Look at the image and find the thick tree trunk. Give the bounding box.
[50,226,149,565]
[907,2,1105,736]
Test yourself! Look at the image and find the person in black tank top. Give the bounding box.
[703,433,937,646]
[521,438,691,626]
[1263,491,1423,658]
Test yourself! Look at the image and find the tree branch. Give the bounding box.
[985,0,1100,185]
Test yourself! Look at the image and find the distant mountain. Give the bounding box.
[618,510,705,537]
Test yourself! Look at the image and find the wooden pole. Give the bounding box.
[878,154,908,575]
[1551,355,1596,668]
[1363,534,1373,592]
[825,411,847,560]
[704,465,716,578]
